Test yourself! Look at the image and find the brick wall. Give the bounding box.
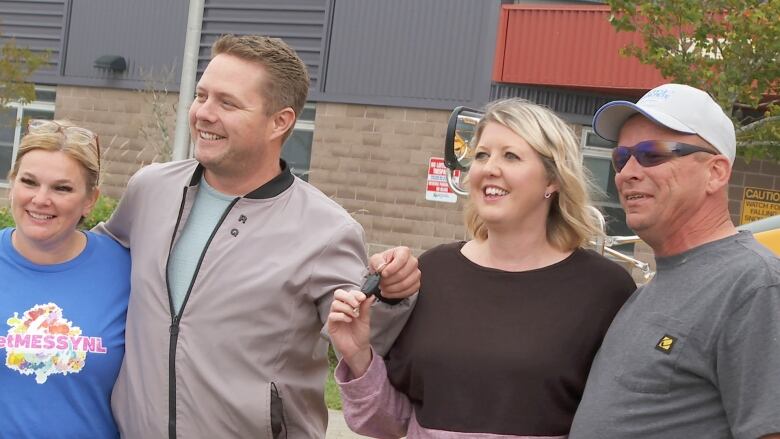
[54,86,177,199]
[309,103,469,256]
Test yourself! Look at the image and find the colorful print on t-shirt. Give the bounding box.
[2,303,107,384]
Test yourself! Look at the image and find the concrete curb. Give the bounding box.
[327,409,371,438]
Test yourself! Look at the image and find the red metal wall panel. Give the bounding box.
[493,5,665,93]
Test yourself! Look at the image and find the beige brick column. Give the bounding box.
[309,103,468,256]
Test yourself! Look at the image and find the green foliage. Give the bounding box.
[81,195,119,230]
[0,195,117,230]
[0,205,13,228]
[0,36,49,107]
[325,344,343,410]
[607,0,780,161]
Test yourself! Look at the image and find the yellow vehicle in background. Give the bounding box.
[738,215,780,256]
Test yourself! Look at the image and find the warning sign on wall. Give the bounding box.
[426,157,460,203]
[740,187,780,224]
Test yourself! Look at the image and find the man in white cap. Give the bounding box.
[569,83,780,438]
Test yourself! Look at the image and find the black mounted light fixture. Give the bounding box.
[94,55,127,72]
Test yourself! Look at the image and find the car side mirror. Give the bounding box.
[443,106,483,196]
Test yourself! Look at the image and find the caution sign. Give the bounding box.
[426,157,460,203]
[740,187,780,224]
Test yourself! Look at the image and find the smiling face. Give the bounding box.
[189,54,282,185]
[10,149,97,252]
[468,122,557,232]
[615,115,717,243]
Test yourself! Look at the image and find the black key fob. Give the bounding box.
[360,272,382,297]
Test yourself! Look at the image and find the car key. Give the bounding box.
[360,272,382,298]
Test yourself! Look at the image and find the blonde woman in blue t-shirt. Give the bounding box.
[0,120,130,438]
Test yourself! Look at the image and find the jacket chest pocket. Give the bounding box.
[614,312,691,394]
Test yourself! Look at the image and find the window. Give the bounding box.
[581,128,634,240]
[0,86,56,186]
[282,103,315,181]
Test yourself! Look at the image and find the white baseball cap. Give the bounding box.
[593,83,736,163]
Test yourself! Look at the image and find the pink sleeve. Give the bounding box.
[335,350,413,439]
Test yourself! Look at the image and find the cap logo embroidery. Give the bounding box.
[655,334,677,354]
[643,89,672,100]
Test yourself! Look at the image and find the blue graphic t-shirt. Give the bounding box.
[0,227,130,439]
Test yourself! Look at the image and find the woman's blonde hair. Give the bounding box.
[8,120,100,192]
[464,99,601,251]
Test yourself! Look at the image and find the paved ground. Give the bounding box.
[326,410,370,438]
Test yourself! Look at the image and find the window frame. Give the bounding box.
[0,86,57,187]
[580,127,614,159]
[282,102,316,181]
[581,127,622,209]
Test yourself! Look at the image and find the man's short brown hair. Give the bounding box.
[212,34,309,130]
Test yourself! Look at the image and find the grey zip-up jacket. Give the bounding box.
[99,159,414,439]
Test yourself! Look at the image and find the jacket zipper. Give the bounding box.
[166,187,188,439]
[165,186,239,439]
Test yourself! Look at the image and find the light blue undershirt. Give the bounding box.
[168,176,234,313]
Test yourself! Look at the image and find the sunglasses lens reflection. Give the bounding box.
[65,127,96,144]
[611,147,631,172]
[28,119,60,134]
[28,120,96,144]
[612,141,698,172]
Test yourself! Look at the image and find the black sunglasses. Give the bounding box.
[612,140,716,172]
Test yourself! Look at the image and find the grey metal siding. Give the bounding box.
[62,0,188,90]
[321,0,500,110]
[0,0,66,78]
[199,0,329,95]
[491,83,632,125]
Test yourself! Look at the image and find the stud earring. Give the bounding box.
[544,192,552,199]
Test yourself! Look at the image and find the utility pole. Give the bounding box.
[172,0,204,161]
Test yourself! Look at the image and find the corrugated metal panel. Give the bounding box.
[490,83,634,124]
[62,0,187,87]
[322,0,500,110]
[0,0,65,77]
[494,5,665,92]
[199,0,328,92]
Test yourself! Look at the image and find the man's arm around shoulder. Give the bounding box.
[92,164,152,248]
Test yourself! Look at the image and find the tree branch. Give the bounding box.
[737,116,780,133]
[737,141,780,149]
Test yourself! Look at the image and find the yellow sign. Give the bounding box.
[740,187,780,225]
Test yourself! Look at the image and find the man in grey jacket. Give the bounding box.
[569,84,780,438]
[101,34,420,438]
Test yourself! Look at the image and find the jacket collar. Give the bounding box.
[186,159,295,199]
